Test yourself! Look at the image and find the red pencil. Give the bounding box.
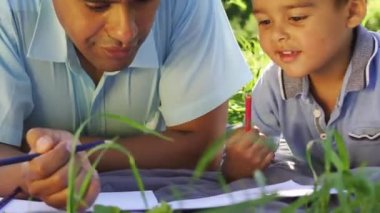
[245,93,252,131]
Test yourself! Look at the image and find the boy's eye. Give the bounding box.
[289,16,308,22]
[258,20,271,26]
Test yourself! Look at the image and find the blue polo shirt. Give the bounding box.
[0,0,252,146]
[252,26,380,167]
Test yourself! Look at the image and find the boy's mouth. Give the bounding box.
[277,50,301,63]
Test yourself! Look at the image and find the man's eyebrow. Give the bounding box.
[83,0,112,2]
[252,2,315,14]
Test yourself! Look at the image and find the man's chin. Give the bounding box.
[96,62,133,72]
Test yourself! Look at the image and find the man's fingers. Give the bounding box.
[28,141,70,180]
[41,166,99,211]
[26,128,73,152]
[26,128,56,151]
[74,169,100,211]
[27,155,84,197]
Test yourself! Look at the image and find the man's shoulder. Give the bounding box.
[156,0,219,20]
[0,0,40,28]
[1,0,40,12]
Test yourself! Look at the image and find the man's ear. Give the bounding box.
[346,0,367,28]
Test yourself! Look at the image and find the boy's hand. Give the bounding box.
[21,128,100,211]
[222,127,274,182]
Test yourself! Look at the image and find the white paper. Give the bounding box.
[168,180,314,210]
[90,191,158,211]
[0,191,157,212]
[0,180,332,212]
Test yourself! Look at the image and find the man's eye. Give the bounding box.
[135,0,151,3]
[289,16,308,22]
[85,2,111,12]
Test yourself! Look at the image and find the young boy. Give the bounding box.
[224,0,380,180]
[253,0,380,168]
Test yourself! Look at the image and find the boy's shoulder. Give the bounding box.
[260,62,281,80]
[256,62,282,88]
[371,31,380,49]
[253,62,283,97]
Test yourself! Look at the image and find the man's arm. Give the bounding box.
[0,144,27,197]
[84,102,228,172]
[0,130,100,210]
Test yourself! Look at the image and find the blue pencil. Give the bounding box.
[0,140,108,210]
[0,187,22,209]
[0,140,106,167]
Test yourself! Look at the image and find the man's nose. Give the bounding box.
[106,6,137,45]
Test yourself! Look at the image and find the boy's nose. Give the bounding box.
[106,6,138,46]
[271,24,290,42]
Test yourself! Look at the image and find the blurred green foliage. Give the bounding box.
[225,0,380,124]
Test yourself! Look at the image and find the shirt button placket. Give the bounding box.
[313,109,327,140]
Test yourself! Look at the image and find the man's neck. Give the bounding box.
[75,48,103,85]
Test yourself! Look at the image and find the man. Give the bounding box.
[0,0,251,210]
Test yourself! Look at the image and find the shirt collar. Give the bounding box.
[27,0,159,69]
[280,25,378,100]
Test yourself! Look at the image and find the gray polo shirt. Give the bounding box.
[252,26,380,167]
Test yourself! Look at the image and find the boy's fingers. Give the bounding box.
[260,152,275,169]
[226,128,245,145]
[235,129,262,149]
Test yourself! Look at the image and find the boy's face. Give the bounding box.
[252,0,357,78]
[53,0,160,72]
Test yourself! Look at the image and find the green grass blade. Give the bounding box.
[87,142,148,208]
[192,133,227,179]
[333,131,350,171]
[306,140,318,181]
[76,142,112,210]
[104,113,173,142]
[67,119,91,212]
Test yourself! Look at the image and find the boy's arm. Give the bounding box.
[222,127,274,181]
[83,102,228,171]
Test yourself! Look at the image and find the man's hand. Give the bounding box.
[222,127,274,182]
[22,128,100,210]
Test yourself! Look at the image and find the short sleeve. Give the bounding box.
[251,63,282,138]
[0,1,33,146]
[158,0,252,126]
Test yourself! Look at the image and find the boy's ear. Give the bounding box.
[346,0,367,28]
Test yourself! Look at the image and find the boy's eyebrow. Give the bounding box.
[252,2,316,15]
[284,2,316,10]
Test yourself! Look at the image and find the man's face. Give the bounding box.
[53,0,160,72]
[252,0,354,78]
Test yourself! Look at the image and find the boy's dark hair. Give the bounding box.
[335,0,367,7]
[335,0,349,7]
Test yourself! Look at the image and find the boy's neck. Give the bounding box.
[308,31,354,122]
